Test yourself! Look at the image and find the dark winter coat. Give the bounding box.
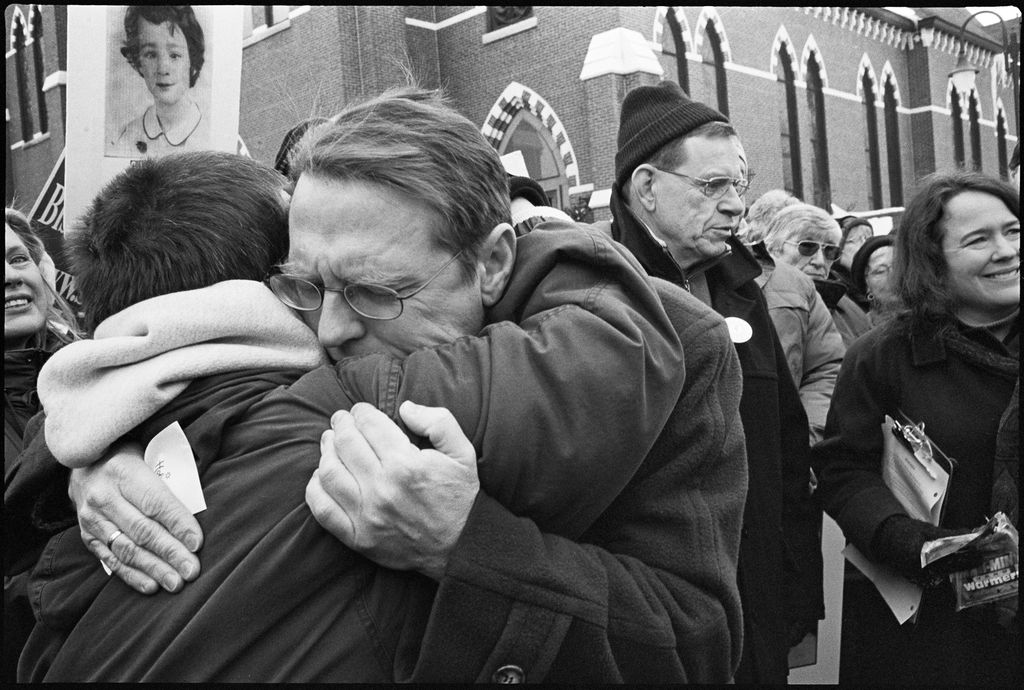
[598,189,823,684]
[16,224,744,682]
[812,315,1020,686]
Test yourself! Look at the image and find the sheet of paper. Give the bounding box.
[844,544,922,625]
[104,421,205,576]
[881,417,949,525]
[144,421,207,514]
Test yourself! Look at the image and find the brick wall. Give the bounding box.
[7,6,1018,212]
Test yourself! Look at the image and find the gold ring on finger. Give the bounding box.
[106,530,125,550]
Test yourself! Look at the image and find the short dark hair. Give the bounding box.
[894,170,1019,328]
[71,151,289,332]
[121,5,205,88]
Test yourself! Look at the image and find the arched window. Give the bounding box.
[806,52,831,210]
[883,75,903,206]
[664,9,689,95]
[30,5,48,134]
[702,19,729,117]
[778,43,803,198]
[11,9,33,142]
[498,109,568,209]
[861,67,882,208]
[996,109,1009,179]
[950,86,966,168]
[968,90,982,171]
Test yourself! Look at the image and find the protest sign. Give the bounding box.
[64,6,243,234]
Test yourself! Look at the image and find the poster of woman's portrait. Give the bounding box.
[105,5,213,158]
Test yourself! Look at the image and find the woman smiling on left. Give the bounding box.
[4,207,79,683]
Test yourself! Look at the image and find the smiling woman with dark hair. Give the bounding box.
[110,5,206,157]
[813,170,1020,686]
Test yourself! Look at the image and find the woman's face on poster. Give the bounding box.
[136,18,191,107]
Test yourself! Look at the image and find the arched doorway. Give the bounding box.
[497,109,568,210]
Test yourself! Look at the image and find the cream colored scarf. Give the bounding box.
[39,280,329,468]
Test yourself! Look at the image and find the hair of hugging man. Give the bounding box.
[70,151,290,332]
[286,86,510,282]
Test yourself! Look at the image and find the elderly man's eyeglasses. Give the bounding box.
[784,240,842,262]
[655,168,754,199]
[267,250,464,321]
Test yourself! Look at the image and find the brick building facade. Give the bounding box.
[7,6,1020,224]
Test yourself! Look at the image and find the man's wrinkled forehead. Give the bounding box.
[681,134,747,171]
[285,173,440,282]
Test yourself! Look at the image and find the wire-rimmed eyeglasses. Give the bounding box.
[784,240,842,262]
[267,249,465,321]
[655,168,754,199]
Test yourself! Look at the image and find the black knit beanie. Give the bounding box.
[614,81,729,190]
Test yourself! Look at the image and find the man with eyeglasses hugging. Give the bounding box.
[14,88,748,683]
[596,81,823,685]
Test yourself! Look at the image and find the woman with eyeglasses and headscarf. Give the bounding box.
[813,170,1019,686]
[849,234,898,327]
[747,203,853,445]
[765,204,873,345]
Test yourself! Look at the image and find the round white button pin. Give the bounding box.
[725,317,752,343]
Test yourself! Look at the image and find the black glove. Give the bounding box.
[871,515,973,586]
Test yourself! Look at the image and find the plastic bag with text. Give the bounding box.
[921,512,1018,611]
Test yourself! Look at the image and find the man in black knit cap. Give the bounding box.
[595,81,824,684]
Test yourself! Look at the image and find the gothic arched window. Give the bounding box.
[968,90,982,170]
[665,9,689,95]
[778,43,803,198]
[30,5,48,134]
[950,86,966,168]
[11,9,33,142]
[862,67,882,208]
[703,20,729,117]
[996,109,1009,179]
[806,52,831,210]
[883,75,902,206]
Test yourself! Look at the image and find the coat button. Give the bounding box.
[492,664,526,683]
